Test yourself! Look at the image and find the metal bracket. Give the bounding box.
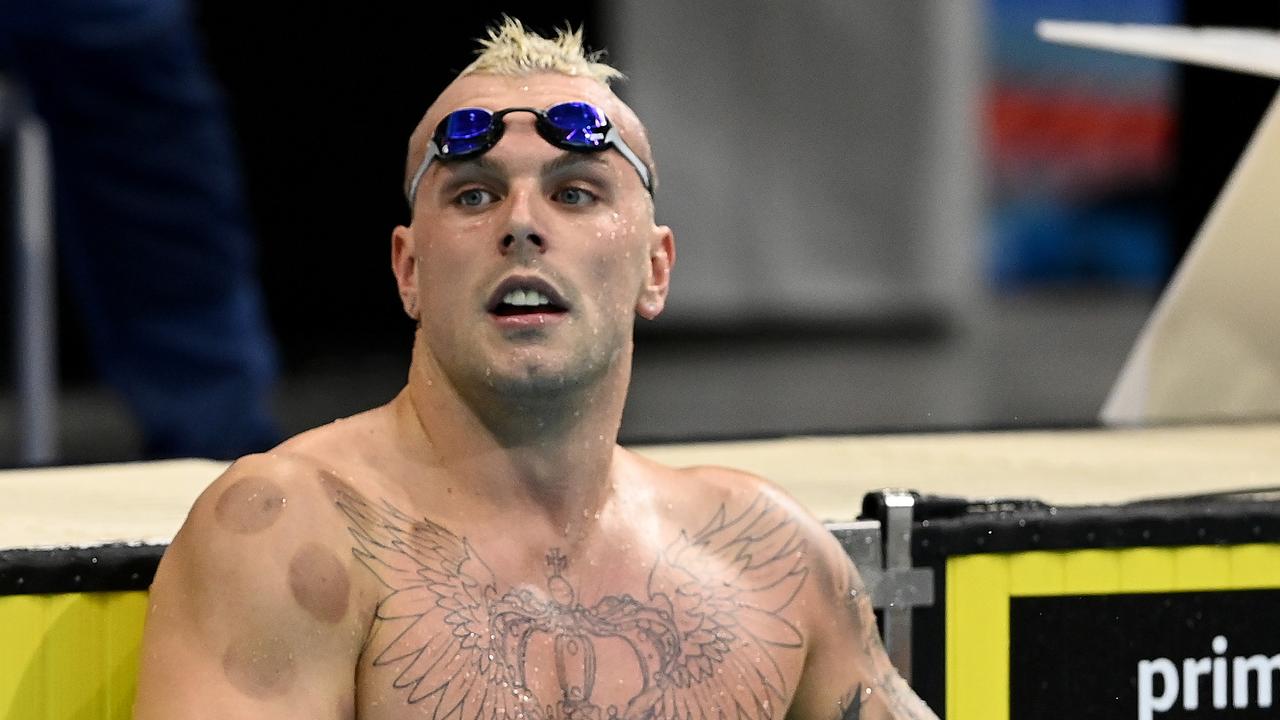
[826,489,934,684]
[878,490,933,682]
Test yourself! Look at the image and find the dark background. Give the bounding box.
[1011,589,1280,720]
[193,4,602,365]
[56,4,607,381]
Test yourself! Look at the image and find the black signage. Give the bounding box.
[1010,589,1280,720]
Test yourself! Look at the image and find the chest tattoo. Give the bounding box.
[336,491,809,720]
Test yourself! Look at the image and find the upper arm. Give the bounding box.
[674,466,937,720]
[788,524,939,720]
[134,456,365,720]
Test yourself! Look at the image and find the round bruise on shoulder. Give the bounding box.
[222,633,297,698]
[288,541,351,624]
[214,475,287,534]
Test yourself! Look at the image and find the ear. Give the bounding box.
[391,225,420,320]
[636,226,675,320]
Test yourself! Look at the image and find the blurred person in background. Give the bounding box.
[0,0,279,458]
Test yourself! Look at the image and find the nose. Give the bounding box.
[501,230,545,253]
[499,183,547,256]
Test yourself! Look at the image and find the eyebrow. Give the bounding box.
[541,153,611,177]
[444,155,504,181]
[432,156,504,196]
[436,152,612,192]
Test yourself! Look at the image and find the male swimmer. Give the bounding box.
[134,19,938,720]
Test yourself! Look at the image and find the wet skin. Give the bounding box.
[213,475,286,534]
[392,73,672,434]
[140,442,934,720]
[133,72,937,720]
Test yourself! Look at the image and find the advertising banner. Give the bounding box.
[1011,589,1280,720]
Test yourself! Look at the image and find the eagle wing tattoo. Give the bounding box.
[338,488,808,720]
[625,494,809,720]
[338,491,540,719]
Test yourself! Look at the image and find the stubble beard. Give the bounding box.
[434,317,632,432]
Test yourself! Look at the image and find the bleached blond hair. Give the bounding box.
[459,17,624,84]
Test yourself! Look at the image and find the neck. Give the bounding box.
[393,335,632,529]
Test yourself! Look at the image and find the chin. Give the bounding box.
[485,338,628,398]
[484,359,601,399]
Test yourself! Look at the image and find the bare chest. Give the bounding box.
[339,495,812,720]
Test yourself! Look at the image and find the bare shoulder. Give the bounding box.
[621,449,850,604]
[623,447,795,503]
[135,451,373,718]
[272,405,397,472]
[624,449,834,538]
[150,448,377,634]
[184,450,359,538]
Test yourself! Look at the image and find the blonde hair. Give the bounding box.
[460,16,624,85]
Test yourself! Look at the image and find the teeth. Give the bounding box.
[501,288,552,307]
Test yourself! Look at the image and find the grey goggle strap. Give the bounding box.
[603,126,653,196]
[405,140,441,208]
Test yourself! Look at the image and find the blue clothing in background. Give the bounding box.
[0,0,280,458]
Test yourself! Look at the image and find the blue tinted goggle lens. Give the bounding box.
[438,108,493,155]
[435,102,609,154]
[544,102,608,146]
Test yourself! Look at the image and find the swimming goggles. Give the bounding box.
[406,101,653,204]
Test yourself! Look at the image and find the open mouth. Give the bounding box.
[487,276,570,318]
[491,288,568,316]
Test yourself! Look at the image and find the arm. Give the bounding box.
[133,455,366,719]
[788,527,939,720]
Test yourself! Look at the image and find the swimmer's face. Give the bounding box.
[392,73,674,399]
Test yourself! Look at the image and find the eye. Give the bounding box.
[454,188,497,208]
[553,186,597,206]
